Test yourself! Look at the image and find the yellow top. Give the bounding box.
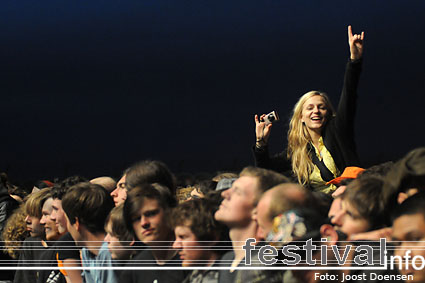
[309,137,339,194]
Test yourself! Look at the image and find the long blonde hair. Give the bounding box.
[287,91,335,185]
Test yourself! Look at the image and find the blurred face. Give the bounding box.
[392,213,425,282]
[301,95,328,132]
[215,176,258,228]
[255,193,273,240]
[51,199,67,234]
[330,199,370,236]
[173,225,207,267]
[110,175,127,206]
[132,198,168,245]
[40,198,62,241]
[104,222,132,260]
[25,215,44,238]
[65,214,82,246]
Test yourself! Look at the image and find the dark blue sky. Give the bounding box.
[1,1,424,183]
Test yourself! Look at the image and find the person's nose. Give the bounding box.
[221,187,232,199]
[330,210,344,226]
[172,239,182,250]
[25,215,30,223]
[110,188,118,197]
[141,216,150,229]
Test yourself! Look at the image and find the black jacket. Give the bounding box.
[254,59,363,181]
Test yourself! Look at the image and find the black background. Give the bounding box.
[1,0,424,184]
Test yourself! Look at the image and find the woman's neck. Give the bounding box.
[307,128,322,148]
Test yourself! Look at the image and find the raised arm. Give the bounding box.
[348,25,364,60]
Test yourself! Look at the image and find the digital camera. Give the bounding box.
[261,111,280,125]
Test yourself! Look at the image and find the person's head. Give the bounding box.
[171,199,227,267]
[2,205,30,259]
[384,147,425,207]
[110,172,128,206]
[39,196,63,241]
[287,91,335,185]
[123,183,177,245]
[90,176,117,193]
[104,204,136,260]
[125,160,176,195]
[255,183,310,239]
[392,192,425,282]
[62,182,114,244]
[291,91,335,134]
[188,180,217,200]
[50,176,86,234]
[331,176,389,237]
[214,166,289,229]
[24,188,52,238]
[265,208,339,283]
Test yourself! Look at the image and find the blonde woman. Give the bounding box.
[254,25,364,193]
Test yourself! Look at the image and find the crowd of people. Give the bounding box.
[0,25,424,283]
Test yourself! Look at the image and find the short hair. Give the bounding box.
[90,176,117,192]
[170,198,227,243]
[24,188,52,218]
[239,166,290,203]
[62,182,114,234]
[266,183,310,221]
[51,175,87,200]
[392,192,425,222]
[123,183,177,233]
[341,176,389,230]
[125,160,176,194]
[105,204,133,243]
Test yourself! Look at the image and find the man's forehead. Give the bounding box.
[394,213,425,231]
[234,176,258,191]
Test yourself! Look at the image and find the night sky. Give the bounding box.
[1,1,424,184]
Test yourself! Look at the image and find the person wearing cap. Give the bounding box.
[267,208,399,283]
[253,25,365,194]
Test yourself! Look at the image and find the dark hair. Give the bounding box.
[62,182,114,234]
[125,160,176,195]
[392,192,425,222]
[342,176,389,230]
[193,180,217,196]
[170,199,228,255]
[123,183,177,234]
[52,175,88,200]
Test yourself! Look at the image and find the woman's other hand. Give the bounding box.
[254,114,273,147]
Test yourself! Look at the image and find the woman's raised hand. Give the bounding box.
[348,25,364,60]
[254,114,273,146]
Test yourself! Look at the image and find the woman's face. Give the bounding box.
[301,95,329,132]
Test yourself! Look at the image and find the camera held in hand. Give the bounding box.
[260,111,280,125]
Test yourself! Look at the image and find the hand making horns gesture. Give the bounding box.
[348,25,365,60]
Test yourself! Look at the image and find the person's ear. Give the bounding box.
[74,217,80,231]
[320,224,338,245]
